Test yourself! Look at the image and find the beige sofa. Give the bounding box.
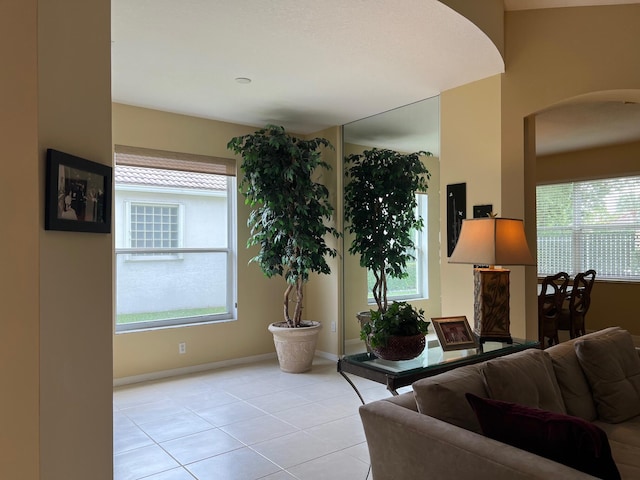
[359,327,640,480]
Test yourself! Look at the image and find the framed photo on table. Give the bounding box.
[45,148,112,233]
[432,316,477,351]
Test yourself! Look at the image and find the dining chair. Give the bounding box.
[538,272,570,348]
[558,269,596,339]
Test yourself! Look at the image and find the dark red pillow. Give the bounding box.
[465,393,620,480]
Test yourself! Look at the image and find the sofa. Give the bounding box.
[359,326,640,480]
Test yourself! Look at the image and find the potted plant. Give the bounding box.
[360,301,430,360]
[344,147,431,355]
[227,124,340,373]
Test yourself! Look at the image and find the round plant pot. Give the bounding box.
[372,333,426,361]
[268,321,322,373]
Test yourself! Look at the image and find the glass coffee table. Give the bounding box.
[337,338,539,402]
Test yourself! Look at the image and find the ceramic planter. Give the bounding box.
[268,321,322,373]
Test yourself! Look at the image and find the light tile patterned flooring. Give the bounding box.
[113,357,404,480]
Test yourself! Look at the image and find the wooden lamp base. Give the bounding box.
[473,268,513,344]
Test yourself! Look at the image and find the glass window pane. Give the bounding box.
[115,251,229,327]
[537,176,640,281]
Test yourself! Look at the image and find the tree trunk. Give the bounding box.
[293,277,304,326]
[283,283,294,327]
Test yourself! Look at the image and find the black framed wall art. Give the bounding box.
[473,204,493,219]
[446,182,466,257]
[45,148,112,233]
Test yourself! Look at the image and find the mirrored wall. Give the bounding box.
[342,96,442,355]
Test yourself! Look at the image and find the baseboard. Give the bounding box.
[113,352,277,387]
[315,349,339,362]
[344,338,362,348]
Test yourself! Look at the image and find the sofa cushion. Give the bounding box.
[466,393,621,480]
[574,328,640,423]
[482,348,566,413]
[595,414,640,479]
[547,339,597,421]
[412,363,488,434]
[545,328,624,421]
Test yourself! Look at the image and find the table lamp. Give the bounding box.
[448,217,535,344]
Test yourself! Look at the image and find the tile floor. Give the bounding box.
[114,357,406,480]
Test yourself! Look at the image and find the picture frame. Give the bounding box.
[432,316,477,351]
[446,183,466,257]
[473,204,493,219]
[45,148,112,233]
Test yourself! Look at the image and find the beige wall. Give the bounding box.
[440,75,508,330]
[501,4,640,340]
[440,0,504,56]
[1,0,113,479]
[536,141,640,335]
[38,1,114,478]
[112,104,289,379]
[537,140,640,184]
[1,1,39,477]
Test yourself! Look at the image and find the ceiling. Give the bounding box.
[111,0,640,157]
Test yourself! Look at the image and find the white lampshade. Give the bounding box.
[448,217,535,267]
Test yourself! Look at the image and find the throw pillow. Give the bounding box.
[574,328,640,423]
[466,393,621,480]
[412,363,488,434]
[481,348,566,413]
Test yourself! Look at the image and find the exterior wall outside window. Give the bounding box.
[114,184,230,322]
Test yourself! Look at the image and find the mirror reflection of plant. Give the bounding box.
[344,148,431,313]
[228,125,341,327]
[360,301,429,348]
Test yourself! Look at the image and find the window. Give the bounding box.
[536,175,640,281]
[127,203,181,259]
[367,194,429,301]
[114,145,236,331]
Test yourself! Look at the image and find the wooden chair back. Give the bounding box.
[559,269,596,338]
[538,272,570,347]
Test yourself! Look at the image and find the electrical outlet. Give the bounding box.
[330,321,336,332]
[179,342,186,354]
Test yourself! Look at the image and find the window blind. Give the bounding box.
[536,175,640,281]
[114,145,236,176]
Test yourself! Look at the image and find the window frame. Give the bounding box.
[114,146,237,333]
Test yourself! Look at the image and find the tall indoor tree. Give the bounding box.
[228,124,340,328]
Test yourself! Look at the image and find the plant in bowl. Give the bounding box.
[360,301,430,360]
[227,124,340,372]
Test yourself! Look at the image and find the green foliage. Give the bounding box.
[360,301,429,348]
[344,148,431,313]
[227,124,341,327]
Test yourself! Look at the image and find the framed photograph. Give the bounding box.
[473,204,493,219]
[432,316,477,351]
[45,148,112,233]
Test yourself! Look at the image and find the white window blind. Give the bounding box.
[536,175,640,281]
